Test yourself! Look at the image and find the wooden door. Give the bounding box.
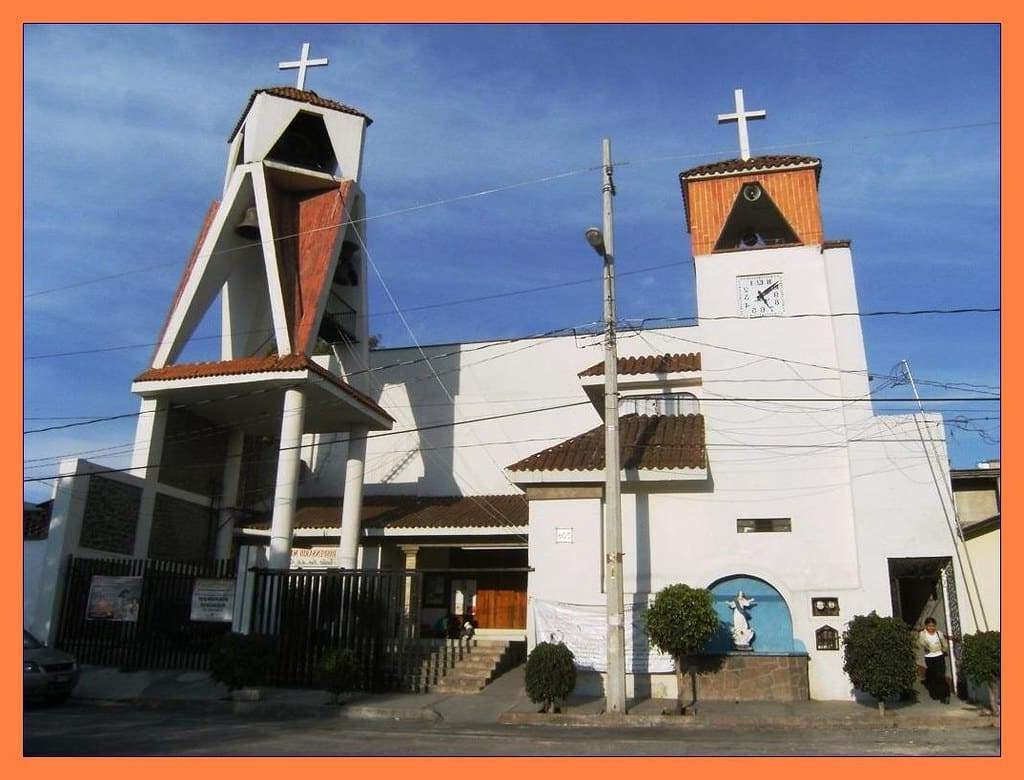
[475,573,527,629]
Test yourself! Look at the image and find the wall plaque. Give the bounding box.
[555,527,573,544]
[812,597,840,616]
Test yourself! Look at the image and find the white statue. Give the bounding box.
[727,591,757,649]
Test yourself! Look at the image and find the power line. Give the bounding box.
[23,118,998,301]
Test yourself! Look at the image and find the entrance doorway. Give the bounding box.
[449,548,527,631]
[888,557,964,698]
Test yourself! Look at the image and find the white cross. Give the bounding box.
[717,88,767,161]
[278,42,329,91]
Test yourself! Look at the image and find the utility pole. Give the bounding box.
[586,138,627,714]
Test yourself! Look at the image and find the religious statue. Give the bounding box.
[727,591,757,649]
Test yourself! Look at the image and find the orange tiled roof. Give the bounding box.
[243,494,528,531]
[230,86,373,140]
[578,353,701,377]
[135,355,394,422]
[680,155,821,180]
[507,414,706,472]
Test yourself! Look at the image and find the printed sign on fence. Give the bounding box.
[531,598,675,673]
[86,576,142,622]
[290,546,340,569]
[190,578,236,622]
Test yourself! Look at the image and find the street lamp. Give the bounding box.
[585,227,606,256]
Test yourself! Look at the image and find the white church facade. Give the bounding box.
[30,56,984,702]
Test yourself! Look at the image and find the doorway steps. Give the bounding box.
[429,638,525,694]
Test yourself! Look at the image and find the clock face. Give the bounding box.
[736,273,785,317]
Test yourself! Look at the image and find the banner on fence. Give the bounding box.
[190,578,236,622]
[86,575,142,622]
[531,598,675,673]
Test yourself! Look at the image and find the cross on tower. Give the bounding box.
[717,88,767,161]
[278,42,329,91]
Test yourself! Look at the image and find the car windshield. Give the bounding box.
[23,630,43,650]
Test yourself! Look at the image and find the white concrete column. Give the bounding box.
[31,459,90,644]
[215,429,246,559]
[130,398,170,558]
[268,388,307,569]
[337,426,369,569]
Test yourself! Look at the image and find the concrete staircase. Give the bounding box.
[430,638,525,694]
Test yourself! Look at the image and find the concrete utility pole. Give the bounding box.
[586,138,627,714]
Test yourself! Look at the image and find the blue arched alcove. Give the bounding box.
[705,575,802,654]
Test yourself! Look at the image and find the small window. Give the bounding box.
[737,518,791,533]
[619,392,699,416]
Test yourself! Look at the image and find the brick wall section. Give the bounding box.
[78,476,142,555]
[685,168,823,255]
[148,492,213,561]
[691,654,810,701]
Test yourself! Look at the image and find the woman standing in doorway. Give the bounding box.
[918,617,951,704]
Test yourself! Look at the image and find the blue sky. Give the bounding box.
[23,24,1000,502]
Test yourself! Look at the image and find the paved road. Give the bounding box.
[24,702,999,757]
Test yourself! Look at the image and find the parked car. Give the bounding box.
[23,629,79,703]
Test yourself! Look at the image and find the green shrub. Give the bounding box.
[318,647,362,703]
[842,612,916,714]
[644,583,719,714]
[209,632,275,692]
[525,642,576,713]
[962,630,1000,714]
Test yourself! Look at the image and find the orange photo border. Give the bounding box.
[5,2,1014,775]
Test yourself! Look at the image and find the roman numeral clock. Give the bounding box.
[736,273,786,317]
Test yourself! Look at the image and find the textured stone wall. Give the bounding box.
[692,653,810,702]
[148,492,213,561]
[78,476,142,555]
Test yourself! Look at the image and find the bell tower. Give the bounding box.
[131,44,393,571]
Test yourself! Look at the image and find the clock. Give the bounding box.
[736,273,785,317]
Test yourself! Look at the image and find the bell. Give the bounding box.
[235,206,260,240]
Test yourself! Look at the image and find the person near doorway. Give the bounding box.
[917,617,951,703]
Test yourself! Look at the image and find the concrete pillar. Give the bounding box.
[268,388,307,569]
[215,429,246,559]
[130,398,170,558]
[337,426,369,569]
[400,544,420,636]
[31,459,90,644]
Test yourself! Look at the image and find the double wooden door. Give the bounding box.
[474,572,527,629]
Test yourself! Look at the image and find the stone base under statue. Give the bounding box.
[574,653,811,701]
[691,653,810,701]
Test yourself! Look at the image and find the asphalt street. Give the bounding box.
[23,701,1000,757]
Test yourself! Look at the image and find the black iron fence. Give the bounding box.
[56,555,234,671]
[249,568,422,690]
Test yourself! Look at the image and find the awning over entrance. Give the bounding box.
[132,354,394,435]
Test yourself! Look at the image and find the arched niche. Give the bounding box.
[705,574,801,654]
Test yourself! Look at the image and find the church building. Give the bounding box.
[32,54,983,702]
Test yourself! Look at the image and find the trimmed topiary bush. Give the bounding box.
[842,612,916,715]
[644,583,719,715]
[318,647,362,704]
[525,642,576,713]
[209,632,275,692]
[962,630,1000,714]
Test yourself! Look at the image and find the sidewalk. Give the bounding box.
[69,665,997,731]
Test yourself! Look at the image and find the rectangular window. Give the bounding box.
[736,518,791,533]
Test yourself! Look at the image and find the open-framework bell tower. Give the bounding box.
[129,46,394,570]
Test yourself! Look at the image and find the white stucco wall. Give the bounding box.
[299,241,966,700]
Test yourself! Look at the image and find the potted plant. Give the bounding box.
[318,647,362,705]
[524,642,576,713]
[962,630,1000,715]
[644,583,719,715]
[841,612,916,715]
[209,632,275,702]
